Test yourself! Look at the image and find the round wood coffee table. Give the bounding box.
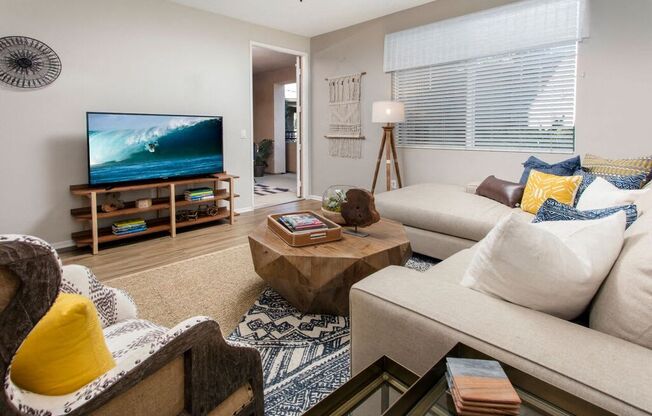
[248,219,411,315]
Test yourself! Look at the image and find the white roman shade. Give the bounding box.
[388,0,587,152]
[384,0,588,73]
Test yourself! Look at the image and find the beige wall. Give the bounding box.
[0,0,308,246]
[252,65,295,172]
[310,0,652,195]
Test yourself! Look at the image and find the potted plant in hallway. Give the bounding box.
[254,139,273,177]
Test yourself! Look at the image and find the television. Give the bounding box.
[87,112,224,186]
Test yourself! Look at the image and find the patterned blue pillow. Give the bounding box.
[573,169,647,206]
[519,155,581,184]
[533,198,638,228]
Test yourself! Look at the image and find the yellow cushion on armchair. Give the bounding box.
[11,293,115,395]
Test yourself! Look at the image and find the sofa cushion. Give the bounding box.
[521,170,582,214]
[475,176,525,208]
[423,247,475,284]
[590,204,652,349]
[576,177,649,211]
[461,212,626,320]
[519,155,581,184]
[582,153,652,182]
[573,170,647,205]
[533,198,638,229]
[375,183,523,242]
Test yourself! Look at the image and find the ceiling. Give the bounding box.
[171,0,435,37]
[252,47,297,74]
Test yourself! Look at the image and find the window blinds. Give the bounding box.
[384,0,587,73]
[386,0,585,152]
[392,42,578,152]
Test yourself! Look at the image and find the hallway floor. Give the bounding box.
[254,173,299,208]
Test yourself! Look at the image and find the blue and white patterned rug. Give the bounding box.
[228,254,438,416]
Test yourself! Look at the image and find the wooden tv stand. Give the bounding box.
[70,174,239,254]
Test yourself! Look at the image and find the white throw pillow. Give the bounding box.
[460,211,626,320]
[576,177,648,210]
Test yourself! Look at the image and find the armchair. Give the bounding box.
[0,235,264,416]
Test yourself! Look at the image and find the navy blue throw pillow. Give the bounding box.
[519,155,581,184]
[532,198,638,228]
[573,169,647,206]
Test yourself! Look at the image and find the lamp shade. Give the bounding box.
[372,101,405,123]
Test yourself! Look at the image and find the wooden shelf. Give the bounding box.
[71,218,171,245]
[176,208,232,228]
[70,210,235,246]
[71,197,171,220]
[70,174,238,254]
[70,190,241,220]
[70,173,239,196]
[175,190,239,208]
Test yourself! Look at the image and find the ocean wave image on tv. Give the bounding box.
[88,114,223,185]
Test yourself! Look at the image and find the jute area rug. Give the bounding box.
[106,244,438,415]
[107,244,265,335]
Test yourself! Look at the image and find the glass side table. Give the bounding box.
[307,344,616,416]
[304,356,419,416]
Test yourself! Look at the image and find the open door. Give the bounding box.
[251,43,307,209]
[295,55,303,198]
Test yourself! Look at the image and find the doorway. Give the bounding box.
[251,44,306,209]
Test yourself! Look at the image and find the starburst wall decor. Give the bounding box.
[0,36,62,88]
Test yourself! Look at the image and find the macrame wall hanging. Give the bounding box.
[325,73,365,159]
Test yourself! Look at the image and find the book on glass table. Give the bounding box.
[446,357,521,415]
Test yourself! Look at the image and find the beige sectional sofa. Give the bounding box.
[351,183,652,415]
[373,182,533,260]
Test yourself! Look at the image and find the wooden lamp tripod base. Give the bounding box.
[371,123,403,193]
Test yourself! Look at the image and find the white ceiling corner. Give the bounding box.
[170,0,436,37]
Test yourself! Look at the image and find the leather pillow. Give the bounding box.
[475,176,525,208]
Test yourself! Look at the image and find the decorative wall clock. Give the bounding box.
[0,36,62,88]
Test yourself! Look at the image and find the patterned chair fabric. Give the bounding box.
[60,264,138,328]
[0,235,258,416]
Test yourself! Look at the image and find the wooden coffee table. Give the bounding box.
[248,219,411,315]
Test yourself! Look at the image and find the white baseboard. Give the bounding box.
[52,239,75,250]
[236,206,254,213]
[307,195,322,201]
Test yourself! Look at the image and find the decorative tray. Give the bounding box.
[267,210,342,247]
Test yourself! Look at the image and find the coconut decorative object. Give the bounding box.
[0,36,62,88]
[340,188,380,237]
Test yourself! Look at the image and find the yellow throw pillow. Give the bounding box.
[11,293,116,395]
[521,170,582,214]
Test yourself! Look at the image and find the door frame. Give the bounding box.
[249,41,310,206]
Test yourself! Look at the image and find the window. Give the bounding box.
[392,42,578,152]
[384,0,587,153]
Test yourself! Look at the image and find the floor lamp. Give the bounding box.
[371,101,404,193]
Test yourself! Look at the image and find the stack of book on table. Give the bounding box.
[278,213,327,232]
[112,219,147,236]
[184,187,215,202]
[446,357,521,415]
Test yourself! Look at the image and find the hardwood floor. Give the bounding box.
[62,199,321,281]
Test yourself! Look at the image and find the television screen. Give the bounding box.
[87,112,223,186]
